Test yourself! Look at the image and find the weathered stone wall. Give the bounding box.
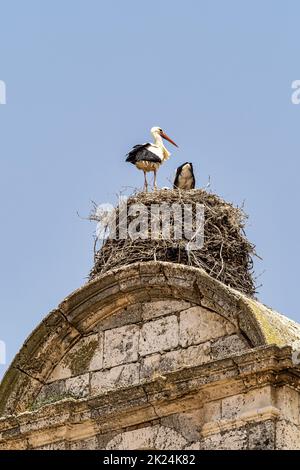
[34,300,249,410]
[1,262,300,450]
[1,347,300,449]
[2,364,299,450]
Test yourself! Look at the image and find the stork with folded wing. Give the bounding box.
[126,126,178,191]
[173,162,195,190]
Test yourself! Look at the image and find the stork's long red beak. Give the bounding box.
[161,131,178,147]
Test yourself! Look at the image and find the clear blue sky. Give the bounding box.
[1,0,300,378]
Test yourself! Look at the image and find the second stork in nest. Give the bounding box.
[126,126,178,191]
[173,162,195,190]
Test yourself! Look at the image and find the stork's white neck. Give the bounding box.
[152,132,164,147]
[151,131,170,160]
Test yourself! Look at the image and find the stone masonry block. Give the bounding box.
[140,342,211,381]
[36,441,68,450]
[221,393,245,420]
[90,363,139,396]
[202,400,222,426]
[142,300,191,321]
[179,306,235,347]
[211,334,249,359]
[33,380,66,408]
[48,334,99,382]
[89,332,104,372]
[276,420,300,450]
[161,410,203,442]
[243,386,273,414]
[98,304,142,332]
[65,373,89,399]
[222,386,273,420]
[201,428,247,450]
[106,425,187,450]
[139,315,178,357]
[154,425,187,450]
[103,324,139,368]
[276,386,300,425]
[248,420,275,450]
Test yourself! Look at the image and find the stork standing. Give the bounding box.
[126,126,178,191]
[173,162,195,190]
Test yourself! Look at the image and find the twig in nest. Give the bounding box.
[88,189,258,297]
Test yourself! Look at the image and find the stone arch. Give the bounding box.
[106,425,187,450]
[1,261,299,416]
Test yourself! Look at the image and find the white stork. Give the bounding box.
[173,162,195,190]
[126,126,178,191]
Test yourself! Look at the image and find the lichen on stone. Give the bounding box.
[66,338,99,376]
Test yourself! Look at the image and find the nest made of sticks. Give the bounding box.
[89,189,257,297]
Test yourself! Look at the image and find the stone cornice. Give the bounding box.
[3,261,296,417]
[0,345,298,449]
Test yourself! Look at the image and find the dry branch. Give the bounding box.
[89,189,257,297]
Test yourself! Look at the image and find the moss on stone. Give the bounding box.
[66,338,98,376]
[245,298,289,346]
[30,392,75,411]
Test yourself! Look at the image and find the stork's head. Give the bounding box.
[151,126,178,147]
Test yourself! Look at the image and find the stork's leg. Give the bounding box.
[143,171,148,192]
[153,169,157,190]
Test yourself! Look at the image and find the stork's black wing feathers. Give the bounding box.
[189,164,196,189]
[126,144,161,165]
[173,162,196,189]
[173,166,182,189]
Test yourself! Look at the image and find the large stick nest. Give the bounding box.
[89,189,257,297]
